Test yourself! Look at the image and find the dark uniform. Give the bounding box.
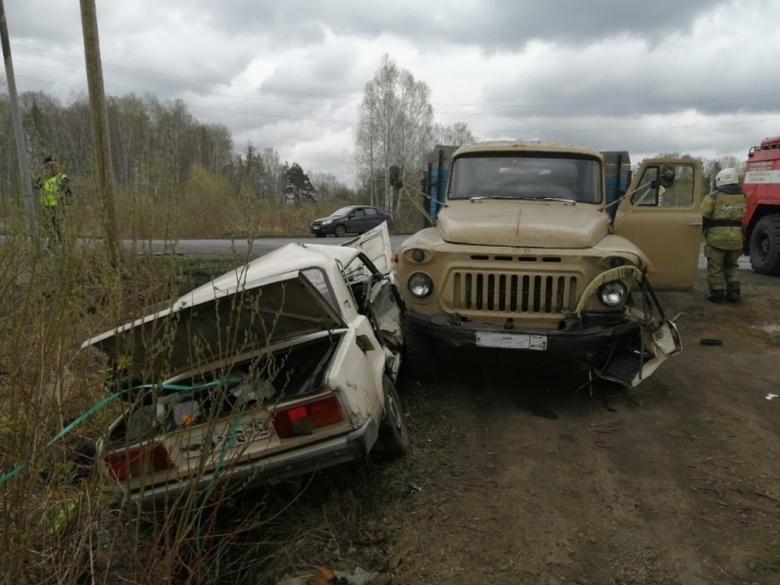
[700,176,747,303]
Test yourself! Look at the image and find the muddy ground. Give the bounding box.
[234,266,779,585]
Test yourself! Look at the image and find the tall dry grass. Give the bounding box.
[0,165,424,583]
[0,185,294,583]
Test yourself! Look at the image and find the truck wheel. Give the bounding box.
[376,375,409,458]
[334,224,347,238]
[402,325,437,381]
[749,215,780,275]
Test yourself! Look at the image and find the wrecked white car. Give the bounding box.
[84,224,408,505]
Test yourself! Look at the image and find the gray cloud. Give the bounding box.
[197,0,725,49]
[4,0,778,184]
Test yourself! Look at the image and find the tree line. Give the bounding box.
[0,90,343,209]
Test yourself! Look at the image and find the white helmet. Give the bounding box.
[715,168,739,188]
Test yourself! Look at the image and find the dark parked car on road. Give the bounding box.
[311,205,394,238]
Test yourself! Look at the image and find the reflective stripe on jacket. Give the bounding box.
[700,189,747,251]
[41,173,69,207]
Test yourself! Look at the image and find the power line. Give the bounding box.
[19,58,780,122]
[13,55,780,135]
[15,59,358,112]
[12,42,361,102]
[16,74,354,126]
[473,117,780,135]
[14,41,780,113]
[17,72,777,135]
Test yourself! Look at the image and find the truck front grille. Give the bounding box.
[450,271,579,314]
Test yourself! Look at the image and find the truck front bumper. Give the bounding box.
[405,310,639,354]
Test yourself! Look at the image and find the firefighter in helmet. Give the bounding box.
[700,168,747,303]
[34,155,72,247]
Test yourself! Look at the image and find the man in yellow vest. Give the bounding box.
[701,168,747,303]
[34,155,72,246]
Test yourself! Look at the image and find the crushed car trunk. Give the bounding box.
[83,272,346,390]
[105,333,343,447]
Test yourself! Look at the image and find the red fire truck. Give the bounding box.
[743,136,780,275]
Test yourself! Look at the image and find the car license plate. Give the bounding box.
[213,421,271,449]
[182,422,272,458]
[475,332,547,350]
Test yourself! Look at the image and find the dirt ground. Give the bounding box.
[358,267,779,585]
[99,266,780,585]
[248,266,780,585]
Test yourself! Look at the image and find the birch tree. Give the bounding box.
[354,54,434,212]
[433,121,477,147]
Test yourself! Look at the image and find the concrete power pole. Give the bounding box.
[80,0,120,264]
[0,0,37,237]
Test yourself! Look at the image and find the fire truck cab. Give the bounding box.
[743,136,780,275]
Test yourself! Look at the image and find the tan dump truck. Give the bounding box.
[394,140,703,387]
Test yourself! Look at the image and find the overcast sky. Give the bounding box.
[5,0,780,183]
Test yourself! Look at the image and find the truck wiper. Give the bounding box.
[469,195,576,203]
[469,195,516,201]
[522,196,576,203]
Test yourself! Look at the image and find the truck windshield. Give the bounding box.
[448,155,602,204]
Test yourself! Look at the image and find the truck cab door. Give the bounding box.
[612,158,703,291]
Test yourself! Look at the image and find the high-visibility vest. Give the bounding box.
[41,173,68,207]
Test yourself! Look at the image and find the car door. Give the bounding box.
[342,224,404,378]
[347,208,368,233]
[342,222,393,275]
[363,207,381,230]
[612,158,703,291]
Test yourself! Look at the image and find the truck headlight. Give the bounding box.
[408,273,433,298]
[598,281,628,307]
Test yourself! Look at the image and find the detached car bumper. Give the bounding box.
[114,418,379,507]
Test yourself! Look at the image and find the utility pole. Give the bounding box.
[0,0,37,237]
[80,0,120,264]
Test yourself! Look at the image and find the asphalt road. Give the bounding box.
[129,235,412,258]
[131,235,752,271]
[4,233,749,270]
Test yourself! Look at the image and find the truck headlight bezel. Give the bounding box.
[598,281,628,307]
[408,272,433,298]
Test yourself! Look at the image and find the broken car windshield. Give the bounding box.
[450,154,602,204]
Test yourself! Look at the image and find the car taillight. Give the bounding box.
[273,395,345,439]
[104,443,172,481]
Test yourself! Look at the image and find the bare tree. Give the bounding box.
[433,121,477,147]
[354,54,434,212]
[260,147,284,202]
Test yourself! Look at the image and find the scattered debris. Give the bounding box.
[754,323,780,335]
[401,481,422,498]
[277,566,379,585]
[767,394,778,401]
[333,566,379,585]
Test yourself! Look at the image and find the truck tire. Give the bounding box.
[376,375,410,459]
[402,324,437,381]
[749,215,780,276]
[334,224,347,238]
